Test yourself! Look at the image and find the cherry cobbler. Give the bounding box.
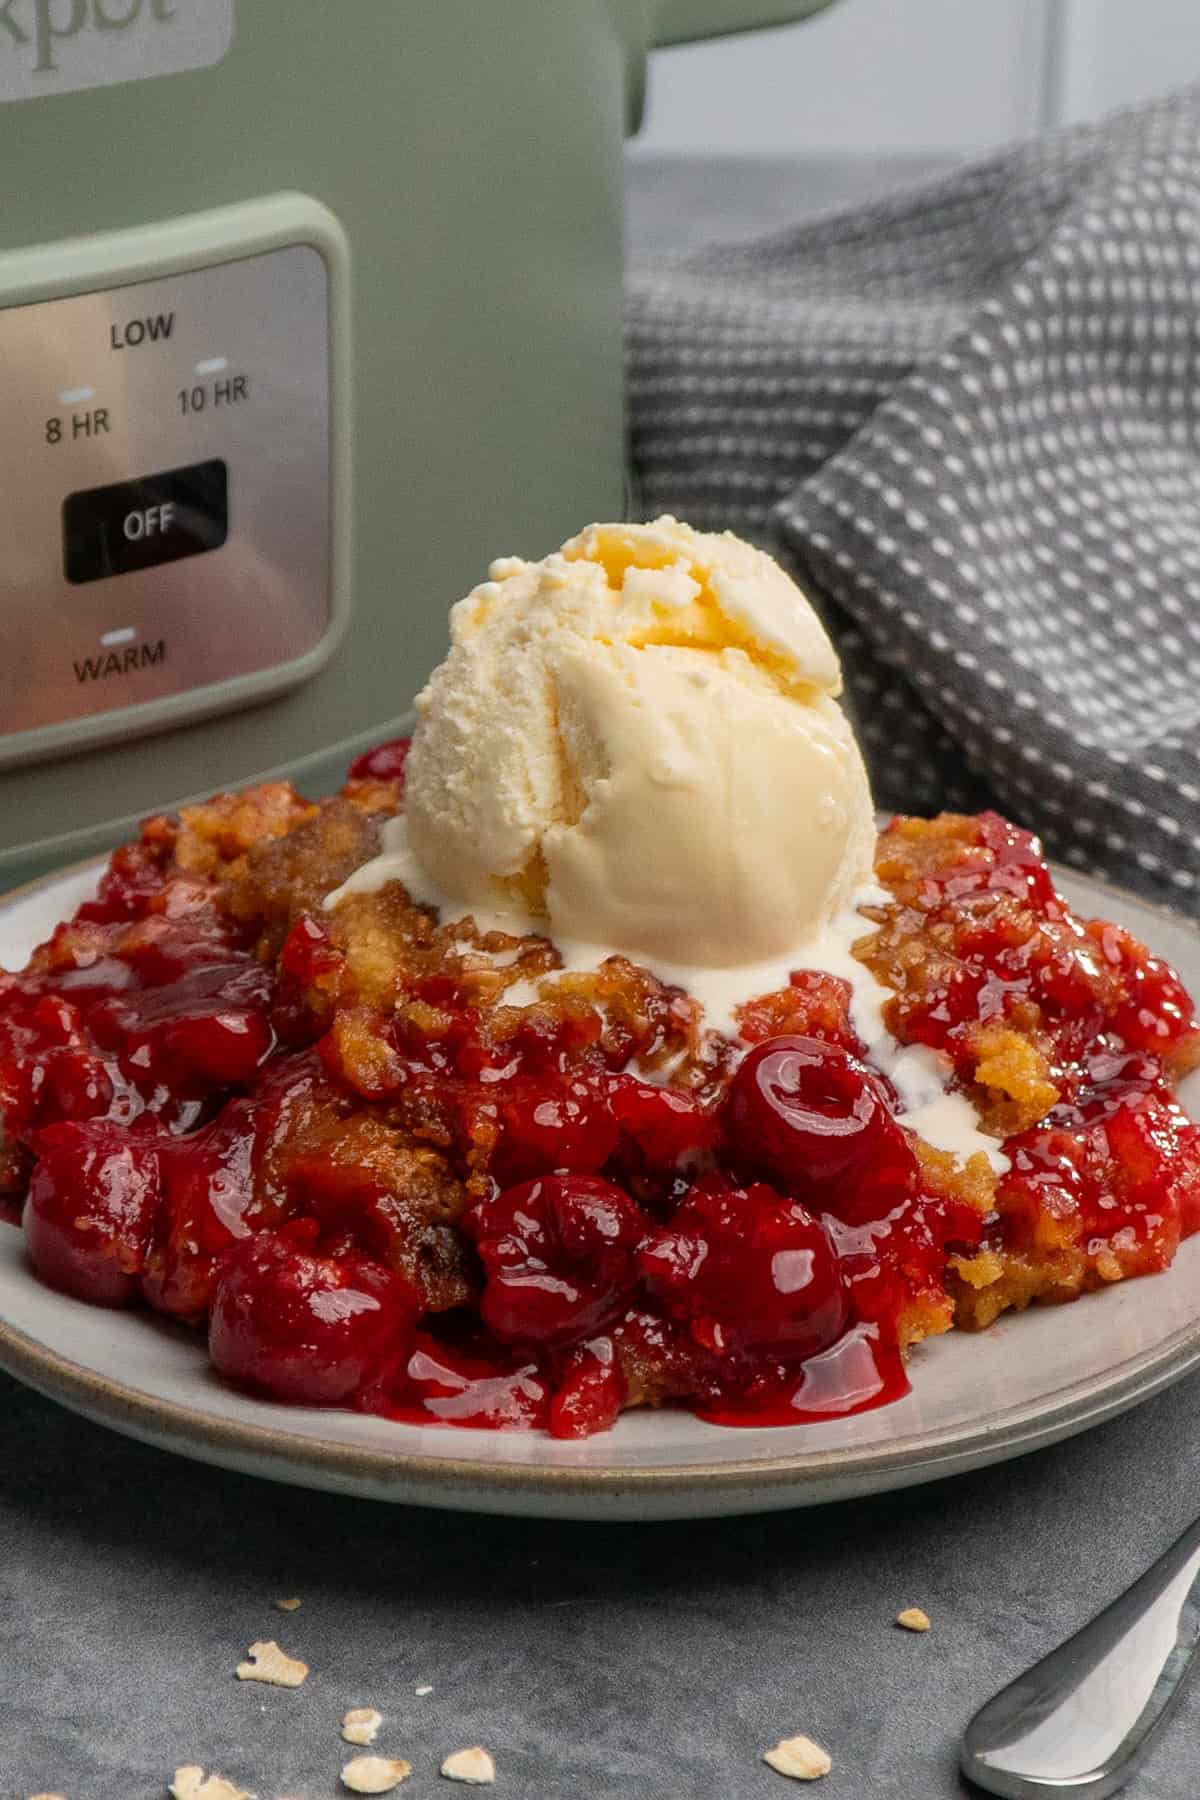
[1,740,1197,1439]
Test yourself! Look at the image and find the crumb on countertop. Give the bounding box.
[340,1755,412,1793]
[896,1606,931,1632]
[168,1769,251,1800]
[440,1746,496,1785]
[763,1735,832,1781]
[342,1708,384,1747]
[235,1640,309,1689]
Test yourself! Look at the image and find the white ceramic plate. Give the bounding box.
[0,861,1197,1521]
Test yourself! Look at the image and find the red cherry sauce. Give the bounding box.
[5,802,1199,1439]
[697,1325,910,1428]
[386,1331,551,1431]
[345,736,411,786]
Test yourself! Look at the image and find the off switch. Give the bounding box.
[124,502,176,540]
[63,460,228,584]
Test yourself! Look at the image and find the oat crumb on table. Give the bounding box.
[235,1639,309,1688]
[168,1770,252,1800]
[441,1746,497,1784]
[274,1596,302,1613]
[896,1606,931,1632]
[763,1735,833,1781]
[340,1755,412,1793]
[342,1707,384,1746]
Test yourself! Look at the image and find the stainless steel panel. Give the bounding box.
[0,243,331,763]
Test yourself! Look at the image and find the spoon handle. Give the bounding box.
[961,1512,1200,1799]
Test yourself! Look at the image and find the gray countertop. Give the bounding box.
[6,153,1199,1800]
[5,1355,1200,1799]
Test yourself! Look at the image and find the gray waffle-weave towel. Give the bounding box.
[627,91,1200,913]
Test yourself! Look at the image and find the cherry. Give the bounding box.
[280,915,345,986]
[549,1336,626,1439]
[41,1046,115,1122]
[724,1035,916,1223]
[89,960,274,1095]
[1090,923,1197,1056]
[76,840,172,924]
[164,1010,273,1086]
[606,1074,719,1172]
[492,1079,619,1184]
[993,1071,1200,1280]
[638,1182,848,1357]
[992,1130,1088,1253]
[917,812,1059,911]
[23,1121,162,1306]
[346,736,411,785]
[1053,1050,1163,1127]
[140,1059,332,1320]
[102,911,243,989]
[469,1174,643,1346]
[208,1231,416,1407]
[142,1101,260,1319]
[975,811,1060,908]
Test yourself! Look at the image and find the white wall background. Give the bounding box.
[635,0,1200,157]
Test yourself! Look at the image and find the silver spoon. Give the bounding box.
[961,1512,1200,1798]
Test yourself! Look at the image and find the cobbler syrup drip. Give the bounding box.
[697,1323,910,1428]
[2,771,1197,1438]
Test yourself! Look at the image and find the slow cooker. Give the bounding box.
[0,0,828,884]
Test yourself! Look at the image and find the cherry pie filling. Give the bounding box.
[1,744,1197,1439]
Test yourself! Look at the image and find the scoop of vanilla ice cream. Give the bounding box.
[403,517,875,969]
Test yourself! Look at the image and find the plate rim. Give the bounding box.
[4,1268,1200,1502]
[1,855,1198,1508]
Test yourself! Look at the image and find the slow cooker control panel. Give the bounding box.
[0,197,349,769]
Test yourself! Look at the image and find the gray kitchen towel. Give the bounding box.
[627,90,1200,913]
